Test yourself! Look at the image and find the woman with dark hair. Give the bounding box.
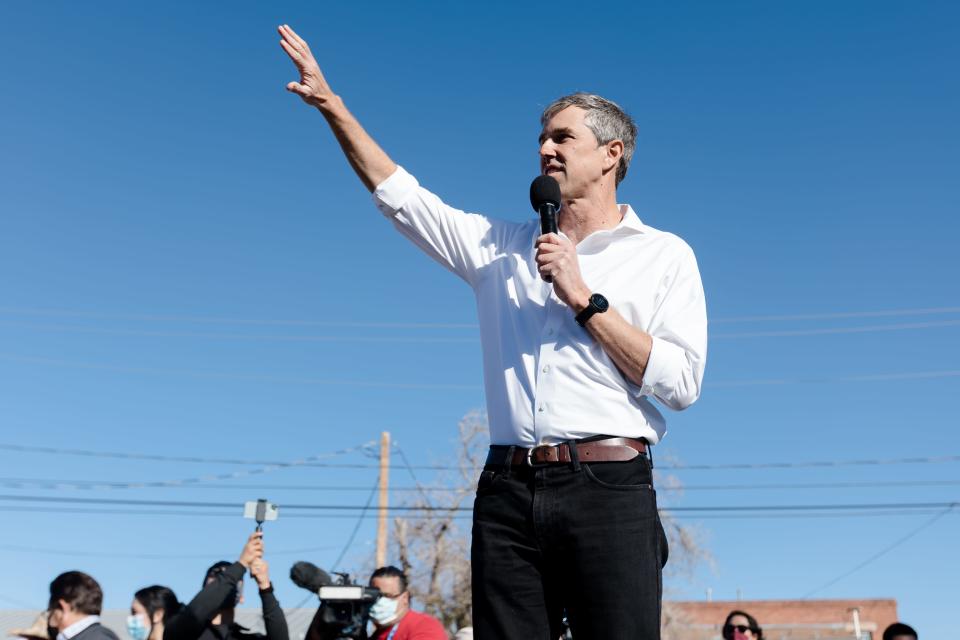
[722,610,763,640]
[128,586,182,640]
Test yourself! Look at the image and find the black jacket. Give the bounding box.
[73,623,120,640]
[163,562,289,640]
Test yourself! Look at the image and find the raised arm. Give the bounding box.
[278,24,396,191]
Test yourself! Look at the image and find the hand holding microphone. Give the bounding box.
[531,176,590,308]
[530,175,561,284]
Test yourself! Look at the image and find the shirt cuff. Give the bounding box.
[372,165,419,215]
[639,335,686,397]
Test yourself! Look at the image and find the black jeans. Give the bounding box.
[471,443,668,640]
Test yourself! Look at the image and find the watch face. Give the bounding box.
[591,293,609,312]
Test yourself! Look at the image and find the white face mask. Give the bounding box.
[368,595,401,626]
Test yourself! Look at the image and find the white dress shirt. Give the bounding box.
[373,166,707,446]
[57,616,100,640]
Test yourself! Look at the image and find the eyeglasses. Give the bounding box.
[723,624,757,636]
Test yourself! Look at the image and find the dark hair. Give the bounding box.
[203,561,234,586]
[370,566,408,593]
[883,622,918,640]
[49,571,103,616]
[133,586,181,623]
[723,610,763,640]
[202,561,242,611]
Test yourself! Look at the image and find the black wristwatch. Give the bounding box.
[575,293,609,327]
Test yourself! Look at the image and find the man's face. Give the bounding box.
[539,106,617,199]
[46,600,73,632]
[370,575,409,626]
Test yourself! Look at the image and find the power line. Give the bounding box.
[2,444,959,472]
[4,477,960,493]
[0,306,481,329]
[7,506,959,524]
[0,352,482,391]
[392,442,437,508]
[0,542,340,559]
[801,504,957,598]
[330,480,379,572]
[0,441,378,467]
[3,351,959,391]
[712,319,960,339]
[4,318,960,342]
[662,454,960,470]
[708,370,960,387]
[2,494,956,514]
[0,441,378,491]
[0,320,478,343]
[1,304,957,327]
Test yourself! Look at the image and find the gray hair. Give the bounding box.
[541,92,637,186]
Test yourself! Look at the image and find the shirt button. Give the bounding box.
[538,405,545,413]
[542,365,550,373]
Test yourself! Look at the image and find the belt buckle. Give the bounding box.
[525,444,556,468]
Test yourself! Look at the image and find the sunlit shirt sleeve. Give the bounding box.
[637,242,707,411]
[372,165,497,287]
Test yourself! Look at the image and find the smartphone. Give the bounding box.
[243,499,279,526]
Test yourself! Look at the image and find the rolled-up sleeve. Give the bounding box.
[372,166,500,287]
[638,243,707,411]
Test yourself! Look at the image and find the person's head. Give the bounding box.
[883,622,918,640]
[203,561,243,611]
[539,93,637,199]
[368,566,410,628]
[723,610,763,640]
[129,586,180,640]
[47,571,103,632]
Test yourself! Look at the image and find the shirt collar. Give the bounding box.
[58,616,100,640]
[569,204,646,254]
[615,204,646,234]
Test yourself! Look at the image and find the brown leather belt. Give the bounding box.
[486,437,648,467]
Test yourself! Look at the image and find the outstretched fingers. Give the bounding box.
[281,24,311,52]
[279,37,304,63]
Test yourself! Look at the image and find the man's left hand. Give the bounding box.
[535,233,591,311]
[249,558,271,590]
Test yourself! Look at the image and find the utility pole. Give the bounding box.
[376,431,391,568]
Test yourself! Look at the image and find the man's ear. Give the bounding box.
[603,139,624,174]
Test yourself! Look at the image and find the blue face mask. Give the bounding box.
[126,614,150,640]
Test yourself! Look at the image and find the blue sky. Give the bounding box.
[1,0,958,637]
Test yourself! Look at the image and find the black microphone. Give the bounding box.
[290,561,334,593]
[530,175,562,282]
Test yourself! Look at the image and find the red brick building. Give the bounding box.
[666,599,898,640]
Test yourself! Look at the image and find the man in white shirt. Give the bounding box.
[278,23,706,640]
[48,572,120,640]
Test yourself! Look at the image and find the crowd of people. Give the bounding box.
[9,531,450,640]
[6,538,923,640]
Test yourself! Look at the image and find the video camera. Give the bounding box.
[291,561,381,640]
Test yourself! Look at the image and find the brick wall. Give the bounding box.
[666,599,898,640]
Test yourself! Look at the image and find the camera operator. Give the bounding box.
[306,566,444,640]
[164,531,288,640]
